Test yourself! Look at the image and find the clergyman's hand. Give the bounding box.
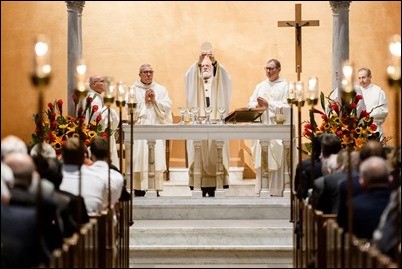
[257,96,268,109]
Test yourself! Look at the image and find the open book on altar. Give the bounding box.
[224,107,266,123]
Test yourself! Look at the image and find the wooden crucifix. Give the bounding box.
[278,4,319,81]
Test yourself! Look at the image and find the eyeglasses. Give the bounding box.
[264,67,276,71]
[141,70,154,74]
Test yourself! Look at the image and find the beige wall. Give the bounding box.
[2,1,401,154]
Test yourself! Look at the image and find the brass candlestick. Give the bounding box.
[127,102,137,226]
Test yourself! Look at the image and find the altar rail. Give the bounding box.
[122,123,295,198]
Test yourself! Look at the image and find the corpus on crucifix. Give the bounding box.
[278,4,319,80]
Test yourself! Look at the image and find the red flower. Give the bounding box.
[302,91,380,155]
[96,114,102,123]
[331,102,339,113]
[31,97,105,156]
[355,94,363,102]
[57,99,63,116]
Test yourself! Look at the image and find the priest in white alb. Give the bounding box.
[184,42,232,197]
[248,59,289,196]
[129,64,172,197]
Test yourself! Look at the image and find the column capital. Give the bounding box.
[329,1,351,13]
[65,1,85,14]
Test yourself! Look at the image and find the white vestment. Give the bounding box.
[360,83,389,139]
[248,77,289,196]
[81,89,120,170]
[130,81,172,191]
[184,62,232,188]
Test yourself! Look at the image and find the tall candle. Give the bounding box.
[296,81,304,102]
[75,60,87,92]
[34,35,51,77]
[342,62,354,93]
[387,34,401,80]
[288,82,295,99]
[116,81,126,102]
[307,77,318,100]
[128,87,136,104]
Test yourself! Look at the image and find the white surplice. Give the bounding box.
[184,62,232,188]
[129,81,172,191]
[360,83,389,139]
[248,77,289,196]
[81,89,120,170]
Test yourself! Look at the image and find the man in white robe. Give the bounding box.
[357,67,389,140]
[248,59,289,196]
[80,74,120,170]
[130,64,172,196]
[184,43,231,197]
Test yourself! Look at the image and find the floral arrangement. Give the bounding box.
[32,95,106,156]
[302,91,380,154]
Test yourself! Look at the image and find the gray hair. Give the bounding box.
[1,135,27,160]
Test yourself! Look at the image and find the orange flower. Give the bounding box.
[31,97,105,157]
[302,92,380,155]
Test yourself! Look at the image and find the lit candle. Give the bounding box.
[342,62,354,93]
[75,60,87,92]
[116,81,126,102]
[34,35,51,77]
[128,86,136,104]
[307,77,318,100]
[288,82,295,100]
[296,81,304,102]
[106,82,115,99]
[387,34,401,80]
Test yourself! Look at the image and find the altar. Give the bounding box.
[122,123,295,198]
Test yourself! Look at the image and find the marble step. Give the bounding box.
[133,197,291,220]
[129,219,293,268]
[130,219,292,246]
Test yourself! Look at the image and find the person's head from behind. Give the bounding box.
[33,155,63,189]
[320,133,342,159]
[357,68,372,88]
[89,74,106,94]
[264,59,281,82]
[62,137,85,165]
[359,140,386,163]
[89,136,109,162]
[139,64,154,85]
[1,135,28,160]
[30,142,57,159]
[359,156,390,190]
[4,152,36,190]
[201,57,213,80]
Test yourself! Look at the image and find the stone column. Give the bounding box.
[66,1,85,115]
[260,140,270,198]
[329,1,351,90]
[146,140,157,198]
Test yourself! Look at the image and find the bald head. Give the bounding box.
[89,74,105,94]
[360,156,389,188]
[1,135,27,160]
